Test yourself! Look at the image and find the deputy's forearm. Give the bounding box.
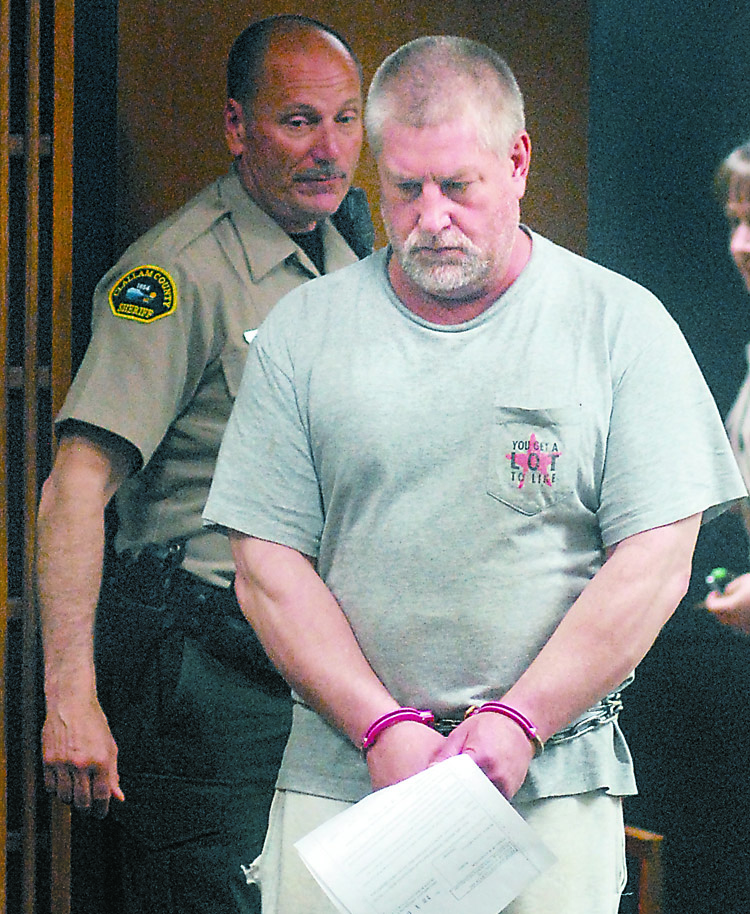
[231,534,399,747]
[501,513,701,743]
[36,436,129,702]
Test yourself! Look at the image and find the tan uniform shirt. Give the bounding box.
[726,345,750,484]
[58,167,359,584]
[725,343,750,535]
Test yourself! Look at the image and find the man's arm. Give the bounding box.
[231,515,700,798]
[230,533,446,790]
[37,430,137,816]
[434,513,702,796]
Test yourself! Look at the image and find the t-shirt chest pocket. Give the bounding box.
[487,405,580,515]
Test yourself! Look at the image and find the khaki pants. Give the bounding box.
[248,786,626,914]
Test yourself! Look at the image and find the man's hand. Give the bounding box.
[36,430,136,818]
[42,694,124,818]
[364,721,447,791]
[430,713,535,799]
[705,572,750,634]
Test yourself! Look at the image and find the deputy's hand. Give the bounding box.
[705,572,750,635]
[364,721,447,791]
[430,712,534,799]
[41,695,124,818]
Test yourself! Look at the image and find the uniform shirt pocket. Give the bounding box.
[220,343,252,400]
[487,405,580,515]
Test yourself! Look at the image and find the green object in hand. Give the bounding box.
[705,567,736,593]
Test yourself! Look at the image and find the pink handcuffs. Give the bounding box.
[360,702,544,755]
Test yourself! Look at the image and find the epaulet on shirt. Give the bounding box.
[108,181,230,325]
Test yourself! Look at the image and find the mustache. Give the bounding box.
[404,229,478,253]
[294,165,346,182]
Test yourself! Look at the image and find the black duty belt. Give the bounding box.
[101,541,285,686]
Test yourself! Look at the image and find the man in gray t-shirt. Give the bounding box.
[204,36,745,914]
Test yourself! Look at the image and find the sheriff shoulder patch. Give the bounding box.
[109,265,177,322]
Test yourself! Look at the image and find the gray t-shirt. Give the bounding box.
[204,231,745,802]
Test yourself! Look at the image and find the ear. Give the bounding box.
[510,131,531,196]
[224,98,248,157]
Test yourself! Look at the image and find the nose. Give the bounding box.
[416,182,452,235]
[731,221,750,255]
[312,122,342,162]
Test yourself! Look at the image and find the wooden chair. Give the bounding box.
[624,825,664,914]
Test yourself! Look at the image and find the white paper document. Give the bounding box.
[295,754,555,914]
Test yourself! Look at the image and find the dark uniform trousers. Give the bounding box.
[86,550,292,914]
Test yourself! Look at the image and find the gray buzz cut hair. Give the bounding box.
[365,36,525,159]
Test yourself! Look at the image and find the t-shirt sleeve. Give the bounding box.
[596,316,746,547]
[204,325,324,557]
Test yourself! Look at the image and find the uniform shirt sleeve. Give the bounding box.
[58,257,219,465]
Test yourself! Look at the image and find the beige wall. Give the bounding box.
[117,1,588,253]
